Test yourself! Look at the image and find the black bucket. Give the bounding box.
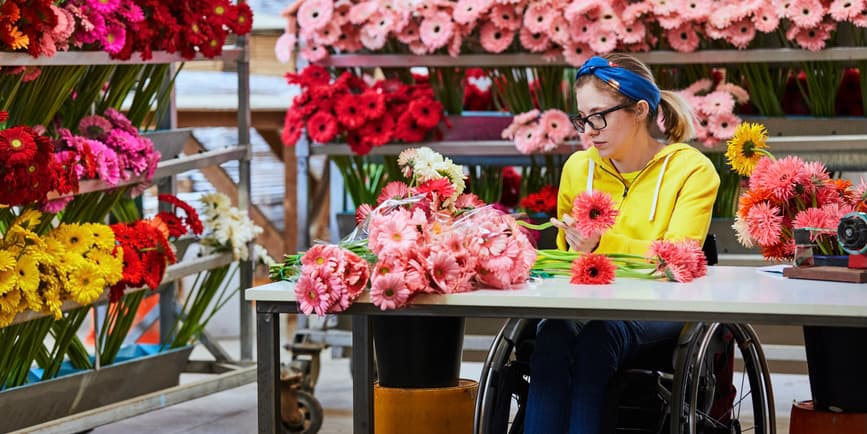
[372,315,465,388]
[803,325,867,412]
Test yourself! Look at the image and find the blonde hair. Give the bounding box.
[575,53,695,143]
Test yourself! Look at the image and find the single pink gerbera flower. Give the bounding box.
[90,0,120,14]
[716,82,751,104]
[752,4,781,33]
[295,272,332,316]
[489,4,522,30]
[701,91,736,116]
[428,250,462,293]
[371,213,420,255]
[301,44,329,62]
[377,181,410,204]
[513,124,543,154]
[314,21,341,46]
[570,253,616,285]
[102,22,126,54]
[829,0,866,21]
[680,0,709,22]
[789,0,826,27]
[793,208,836,235]
[298,0,334,31]
[370,272,411,310]
[649,239,707,281]
[519,28,550,53]
[479,22,515,53]
[396,21,420,44]
[723,19,757,49]
[562,41,591,67]
[523,2,554,33]
[549,15,570,45]
[539,110,573,143]
[570,190,619,238]
[453,0,486,25]
[419,11,454,50]
[667,23,700,52]
[620,20,647,45]
[707,112,739,139]
[746,202,783,247]
[588,30,618,54]
[454,193,486,209]
[788,23,833,51]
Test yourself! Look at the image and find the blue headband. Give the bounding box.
[576,56,661,112]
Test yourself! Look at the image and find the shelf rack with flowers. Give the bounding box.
[0,2,257,431]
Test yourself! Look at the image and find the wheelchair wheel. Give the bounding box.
[474,318,537,434]
[280,390,324,434]
[670,323,775,434]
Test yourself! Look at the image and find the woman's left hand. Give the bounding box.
[550,214,601,253]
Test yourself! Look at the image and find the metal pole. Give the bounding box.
[236,5,254,361]
[157,64,178,346]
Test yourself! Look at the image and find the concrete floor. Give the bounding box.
[88,334,807,434]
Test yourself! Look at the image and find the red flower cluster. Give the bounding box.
[155,194,204,239]
[463,68,494,111]
[0,122,77,207]
[0,0,56,57]
[282,65,445,155]
[520,185,558,216]
[109,219,177,301]
[103,0,253,61]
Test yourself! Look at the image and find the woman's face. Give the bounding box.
[574,84,640,161]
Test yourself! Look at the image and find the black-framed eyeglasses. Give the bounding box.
[569,103,634,133]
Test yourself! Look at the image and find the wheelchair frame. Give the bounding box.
[474,319,776,434]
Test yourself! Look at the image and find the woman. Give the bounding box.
[524,54,720,434]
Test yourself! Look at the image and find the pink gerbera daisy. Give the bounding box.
[295,271,332,316]
[91,0,120,14]
[621,20,647,45]
[723,19,757,49]
[746,202,783,246]
[347,0,375,24]
[314,21,341,46]
[428,250,462,293]
[419,11,454,50]
[789,0,826,27]
[568,16,594,44]
[377,181,411,204]
[716,83,751,104]
[549,15,570,45]
[829,0,866,21]
[787,23,833,51]
[680,0,710,21]
[752,4,781,33]
[396,21,420,44]
[360,25,387,50]
[519,28,550,52]
[701,91,736,116]
[793,208,836,234]
[588,30,618,54]
[523,2,554,33]
[667,23,700,52]
[562,41,591,67]
[570,253,617,285]
[490,4,522,30]
[513,124,543,154]
[298,0,334,31]
[454,0,490,25]
[370,272,411,310]
[570,190,619,238]
[301,44,329,62]
[539,110,573,143]
[102,22,127,54]
[707,112,739,139]
[479,22,515,53]
[372,213,420,254]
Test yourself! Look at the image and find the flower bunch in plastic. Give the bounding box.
[726,122,867,261]
[0,210,123,327]
[198,192,267,262]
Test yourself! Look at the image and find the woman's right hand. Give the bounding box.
[550,214,601,253]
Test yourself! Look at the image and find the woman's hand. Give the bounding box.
[550,215,601,252]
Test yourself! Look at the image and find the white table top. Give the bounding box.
[247,266,867,326]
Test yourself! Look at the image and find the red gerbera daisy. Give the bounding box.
[408,97,443,129]
[281,109,304,146]
[0,126,38,165]
[570,190,619,238]
[157,193,204,235]
[358,89,386,120]
[358,114,394,147]
[393,111,427,143]
[334,94,367,129]
[413,178,456,204]
[307,111,339,143]
[346,129,372,155]
[230,2,254,35]
[155,212,188,238]
[570,253,616,285]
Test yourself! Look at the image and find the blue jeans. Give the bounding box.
[524,320,683,434]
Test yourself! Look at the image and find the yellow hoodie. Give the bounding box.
[556,143,720,255]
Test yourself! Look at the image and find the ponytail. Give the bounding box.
[657,90,695,144]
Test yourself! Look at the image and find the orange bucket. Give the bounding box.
[374,379,478,434]
[790,400,867,434]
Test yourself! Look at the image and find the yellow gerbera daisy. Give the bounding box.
[44,238,66,259]
[67,261,105,305]
[725,122,771,177]
[84,223,116,251]
[86,248,124,285]
[40,273,64,320]
[0,268,15,295]
[0,288,22,315]
[0,250,15,272]
[13,209,42,230]
[13,254,40,294]
[57,252,86,274]
[52,224,94,255]
[0,310,15,328]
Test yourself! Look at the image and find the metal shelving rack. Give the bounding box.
[1,28,255,434]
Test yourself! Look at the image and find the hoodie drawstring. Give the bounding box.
[648,153,673,222]
[586,159,595,193]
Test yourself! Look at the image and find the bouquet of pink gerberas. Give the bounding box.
[271,147,537,314]
[525,190,708,284]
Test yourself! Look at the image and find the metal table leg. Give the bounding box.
[352,315,375,433]
[256,303,281,434]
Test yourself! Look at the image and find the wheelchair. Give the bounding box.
[473,236,776,434]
